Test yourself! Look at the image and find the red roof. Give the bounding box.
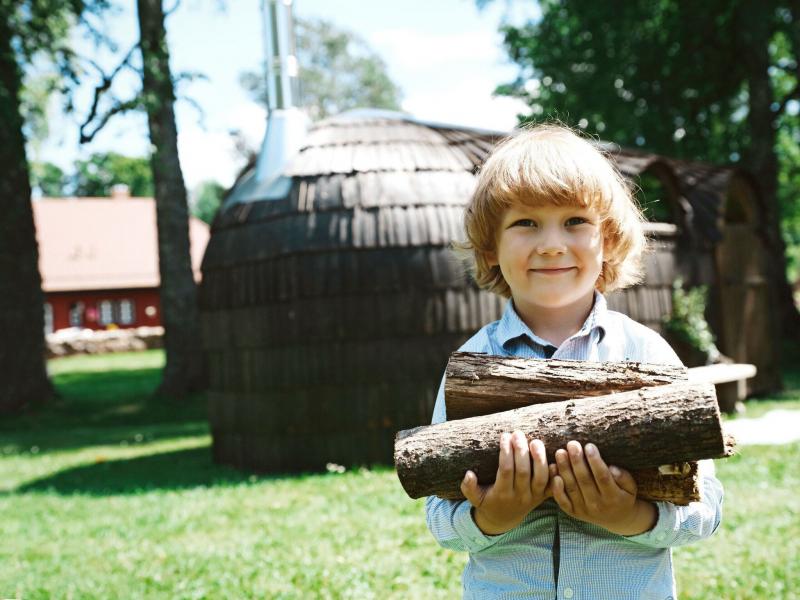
[32,197,210,292]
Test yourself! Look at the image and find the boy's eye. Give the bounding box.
[511,219,537,228]
[565,216,589,226]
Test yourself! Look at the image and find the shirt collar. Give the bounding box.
[497,290,609,350]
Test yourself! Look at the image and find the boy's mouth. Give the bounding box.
[530,267,576,275]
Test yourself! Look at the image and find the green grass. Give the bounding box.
[2,350,799,598]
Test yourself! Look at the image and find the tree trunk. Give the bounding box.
[743,3,800,340]
[395,382,734,503]
[445,352,688,420]
[0,11,53,413]
[137,0,204,396]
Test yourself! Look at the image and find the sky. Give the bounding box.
[35,0,539,192]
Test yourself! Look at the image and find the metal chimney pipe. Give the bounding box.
[246,0,308,197]
[262,0,297,111]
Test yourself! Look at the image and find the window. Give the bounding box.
[43,303,53,335]
[69,302,84,328]
[98,300,114,326]
[118,299,135,325]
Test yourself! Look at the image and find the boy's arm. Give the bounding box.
[623,459,724,548]
[424,375,508,553]
[553,443,723,547]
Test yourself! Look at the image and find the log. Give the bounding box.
[395,382,735,504]
[431,462,701,505]
[445,352,689,420]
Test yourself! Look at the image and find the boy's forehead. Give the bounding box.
[501,201,595,216]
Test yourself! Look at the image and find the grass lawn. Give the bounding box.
[2,350,800,599]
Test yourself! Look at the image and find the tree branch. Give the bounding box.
[78,44,139,144]
[165,0,182,18]
[79,96,141,144]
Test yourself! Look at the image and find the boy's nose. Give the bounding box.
[536,231,567,255]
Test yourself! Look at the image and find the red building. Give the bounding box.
[33,193,210,333]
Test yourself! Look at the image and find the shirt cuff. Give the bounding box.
[623,501,678,548]
[451,501,507,553]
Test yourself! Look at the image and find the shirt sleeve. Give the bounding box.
[624,460,724,548]
[623,326,725,547]
[424,367,507,553]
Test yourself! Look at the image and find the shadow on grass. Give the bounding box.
[13,446,294,495]
[0,361,209,454]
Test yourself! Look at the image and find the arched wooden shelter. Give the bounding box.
[200,111,780,472]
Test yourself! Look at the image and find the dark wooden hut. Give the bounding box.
[200,111,780,472]
[200,111,506,470]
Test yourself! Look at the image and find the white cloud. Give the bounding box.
[178,101,267,190]
[369,29,501,70]
[402,81,528,132]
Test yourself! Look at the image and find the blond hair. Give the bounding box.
[461,123,647,297]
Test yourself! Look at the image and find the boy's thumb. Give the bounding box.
[610,465,637,495]
[460,470,479,505]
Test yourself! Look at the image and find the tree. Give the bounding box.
[136,0,204,396]
[240,17,402,120]
[73,152,153,197]
[191,180,225,225]
[0,0,108,413]
[30,161,68,197]
[485,0,800,336]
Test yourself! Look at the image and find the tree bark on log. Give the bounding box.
[395,382,735,504]
[445,352,688,420]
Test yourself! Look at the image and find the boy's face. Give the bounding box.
[487,202,604,318]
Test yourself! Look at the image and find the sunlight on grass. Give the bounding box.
[1,351,798,597]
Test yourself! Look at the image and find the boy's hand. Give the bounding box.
[460,431,551,535]
[552,440,657,536]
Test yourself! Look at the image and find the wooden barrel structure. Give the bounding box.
[199,112,506,471]
[200,113,780,472]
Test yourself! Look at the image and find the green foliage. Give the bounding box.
[488,0,800,285]
[491,0,783,161]
[73,152,153,197]
[240,17,403,120]
[663,279,719,357]
[191,180,226,224]
[1,351,799,597]
[30,161,67,197]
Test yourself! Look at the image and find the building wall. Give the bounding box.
[44,288,162,333]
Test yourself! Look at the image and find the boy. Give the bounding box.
[426,125,723,599]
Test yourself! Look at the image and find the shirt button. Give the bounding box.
[564,588,574,599]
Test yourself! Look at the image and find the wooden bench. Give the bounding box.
[688,363,757,413]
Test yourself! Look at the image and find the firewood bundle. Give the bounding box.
[394,352,736,505]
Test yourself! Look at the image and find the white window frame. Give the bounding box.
[98,300,114,326]
[118,299,135,325]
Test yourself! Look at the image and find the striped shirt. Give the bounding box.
[426,292,724,600]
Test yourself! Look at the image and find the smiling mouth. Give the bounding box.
[531,267,576,274]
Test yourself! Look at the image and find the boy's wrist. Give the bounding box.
[603,500,658,536]
[471,506,518,536]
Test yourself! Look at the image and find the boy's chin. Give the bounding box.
[521,291,595,310]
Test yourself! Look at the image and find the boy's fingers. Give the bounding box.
[512,431,531,492]
[556,448,585,509]
[567,441,600,499]
[495,432,514,489]
[609,465,638,496]
[584,443,616,495]
[552,475,573,513]
[529,439,548,494]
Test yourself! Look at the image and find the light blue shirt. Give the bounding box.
[426,292,724,600]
